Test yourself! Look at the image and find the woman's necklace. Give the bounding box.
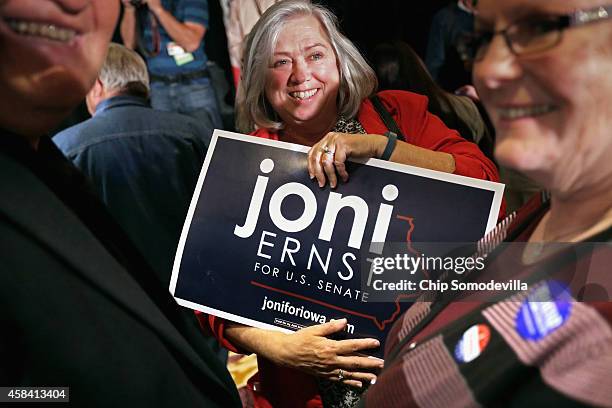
[523,206,612,264]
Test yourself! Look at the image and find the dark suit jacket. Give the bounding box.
[0,140,240,407]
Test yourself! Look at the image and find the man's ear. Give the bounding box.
[85,78,104,115]
[92,78,105,98]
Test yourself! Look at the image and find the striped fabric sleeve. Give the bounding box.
[182,0,209,26]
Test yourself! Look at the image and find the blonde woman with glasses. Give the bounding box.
[364,1,612,406]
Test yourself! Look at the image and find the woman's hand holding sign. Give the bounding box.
[307,132,387,189]
[307,131,456,189]
[226,319,383,388]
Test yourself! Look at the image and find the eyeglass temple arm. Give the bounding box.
[570,5,612,25]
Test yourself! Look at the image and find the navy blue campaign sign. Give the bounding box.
[170,130,504,359]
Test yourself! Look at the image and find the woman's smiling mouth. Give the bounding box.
[5,18,77,42]
[497,104,558,120]
[289,88,319,100]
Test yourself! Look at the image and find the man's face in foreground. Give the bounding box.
[0,0,119,138]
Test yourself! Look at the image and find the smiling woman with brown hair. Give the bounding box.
[0,0,240,406]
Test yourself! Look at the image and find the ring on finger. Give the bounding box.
[321,145,335,155]
[338,369,345,380]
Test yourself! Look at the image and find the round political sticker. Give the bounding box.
[516,281,572,341]
[454,324,491,363]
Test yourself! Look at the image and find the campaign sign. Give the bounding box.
[170,130,504,358]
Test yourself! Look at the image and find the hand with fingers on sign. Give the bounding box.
[226,318,383,388]
[307,132,388,189]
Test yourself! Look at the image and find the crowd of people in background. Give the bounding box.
[1,0,611,407]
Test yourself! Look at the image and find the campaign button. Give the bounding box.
[454,324,491,363]
[516,280,572,341]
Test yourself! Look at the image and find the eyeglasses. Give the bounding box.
[459,4,612,62]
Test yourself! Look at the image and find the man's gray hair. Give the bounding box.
[99,43,150,98]
[236,0,377,133]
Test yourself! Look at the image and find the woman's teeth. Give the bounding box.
[290,89,318,100]
[498,104,556,119]
[6,19,77,42]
